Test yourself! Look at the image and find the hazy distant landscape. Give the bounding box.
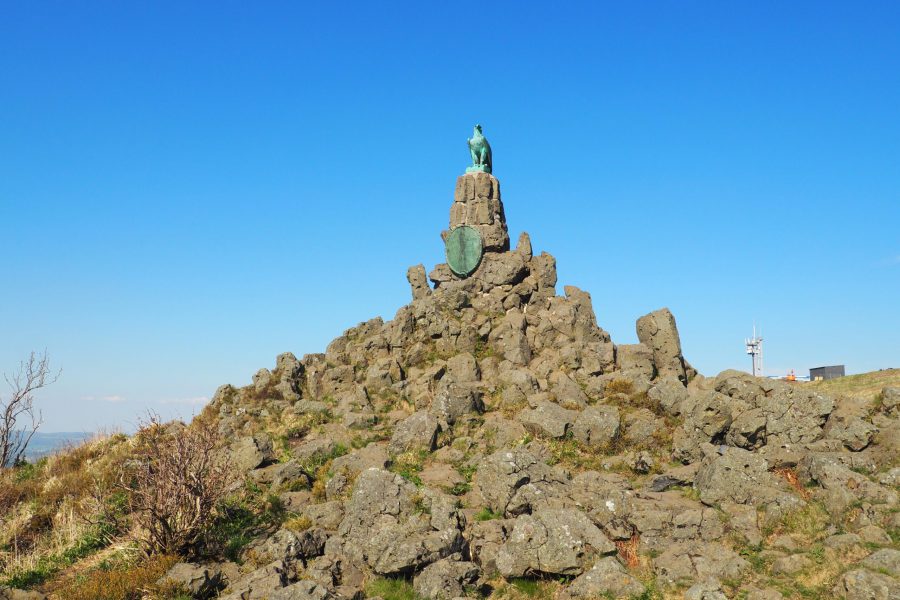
[23,432,93,461]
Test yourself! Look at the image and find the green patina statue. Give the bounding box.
[466,124,492,174]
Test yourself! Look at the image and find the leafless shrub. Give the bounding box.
[120,414,232,556]
[1,351,59,468]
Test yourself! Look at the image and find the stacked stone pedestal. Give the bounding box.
[426,172,556,303]
[446,171,509,252]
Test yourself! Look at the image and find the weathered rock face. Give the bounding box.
[199,169,900,600]
[335,469,464,575]
[495,509,616,577]
[636,308,687,382]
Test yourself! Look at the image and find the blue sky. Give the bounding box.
[1,2,898,432]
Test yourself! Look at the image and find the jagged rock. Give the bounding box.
[549,370,589,408]
[431,382,483,426]
[250,460,309,489]
[615,344,655,379]
[862,548,900,577]
[684,579,728,600]
[636,308,686,382]
[336,469,463,574]
[798,454,898,507]
[653,542,748,586]
[300,501,345,531]
[833,569,900,599]
[253,527,327,563]
[565,557,645,598]
[694,447,793,507]
[231,434,276,472]
[407,264,431,300]
[157,562,223,599]
[572,405,620,448]
[648,376,689,416]
[623,409,661,447]
[473,448,567,516]
[413,558,481,600]
[490,309,531,365]
[496,509,616,577]
[218,561,289,600]
[714,370,833,447]
[517,400,578,438]
[882,386,900,414]
[268,580,335,600]
[389,411,440,454]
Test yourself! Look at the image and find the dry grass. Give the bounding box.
[773,467,811,500]
[47,553,180,600]
[616,533,641,569]
[805,368,900,401]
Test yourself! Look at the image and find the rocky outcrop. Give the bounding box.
[196,168,900,600]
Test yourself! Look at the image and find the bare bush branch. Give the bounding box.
[119,413,233,556]
[1,351,59,468]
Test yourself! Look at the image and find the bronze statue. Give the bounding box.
[467,124,492,174]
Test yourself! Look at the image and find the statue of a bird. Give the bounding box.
[467,124,492,174]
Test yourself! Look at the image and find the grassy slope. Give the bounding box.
[805,368,900,400]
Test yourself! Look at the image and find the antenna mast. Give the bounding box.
[745,325,764,377]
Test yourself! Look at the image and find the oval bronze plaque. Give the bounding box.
[446,226,483,278]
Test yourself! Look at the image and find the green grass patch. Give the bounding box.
[365,576,418,600]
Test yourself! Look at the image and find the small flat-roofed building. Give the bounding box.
[810,365,845,381]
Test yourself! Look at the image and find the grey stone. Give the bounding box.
[882,386,900,414]
[517,400,578,438]
[407,264,432,301]
[337,469,464,574]
[694,447,788,506]
[648,376,689,416]
[231,434,275,472]
[157,562,223,598]
[218,561,289,600]
[431,382,483,426]
[833,568,900,600]
[389,411,441,454]
[566,557,645,599]
[496,509,616,577]
[268,580,335,600]
[862,548,900,577]
[685,579,728,600]
[473,448,567,516]
[615,344,655,379]
[636,308,686,382]
[653,542,749,586]
[413,558,480,600]
[572,405,620,449]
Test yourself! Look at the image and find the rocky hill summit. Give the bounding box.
[2,168,898,600]
[194,169,900,600]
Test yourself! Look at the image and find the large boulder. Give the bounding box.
[473,448,567,516]
[231,434,276,472]
[157,563,224,599]
[389,411,441,455]
[566,557,645,599]
[572,405,620,448]
[517,400,578,438]
[833,569,900,600]
[496,509,616,577]
[413,558,481,600]
[636,308,686,382]
[336,469,464,574]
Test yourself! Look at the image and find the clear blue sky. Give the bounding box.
[1,2,898,432]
